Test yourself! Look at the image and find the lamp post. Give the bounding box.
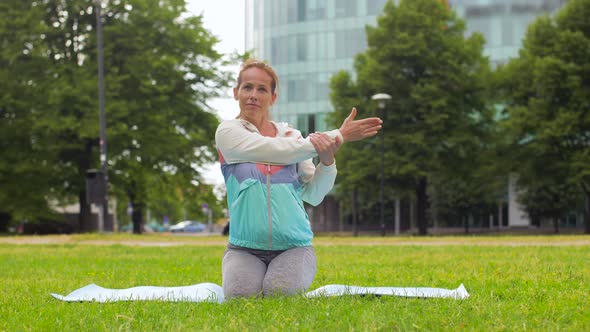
[95,0,108,232]
[371,93,392,237]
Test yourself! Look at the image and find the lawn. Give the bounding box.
[1,234,589,331]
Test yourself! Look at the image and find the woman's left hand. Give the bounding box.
[309,132,342,166]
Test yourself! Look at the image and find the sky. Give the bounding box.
[184,1,246,187]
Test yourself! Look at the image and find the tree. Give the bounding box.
[100,0,231,233]
[328,71,377,231]
[1,0,233,233]
[328,0,492,235]
[0,1,59,225]
[517,178,581,233]
[498,0,590,233]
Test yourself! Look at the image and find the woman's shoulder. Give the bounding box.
[216,119,265,138]
[217,118,251,131]
[273,121,303,138]
[217,119,241,128]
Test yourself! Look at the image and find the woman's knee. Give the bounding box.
[263,246,316,296]
[222,250,267,299]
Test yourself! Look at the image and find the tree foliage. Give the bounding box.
[328,0,494,234]
[0,0,233,232]
[498,0,590,233]
[0,1,59,223]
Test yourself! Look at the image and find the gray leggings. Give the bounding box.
[222,244,317,299]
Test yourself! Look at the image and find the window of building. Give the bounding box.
[501,15,514,46]
[297,34,307,62]
[317,32,328,59]
[335,0,357,18]
[315,112,328,132]
[271,37,279,64]
[298,0,307,21]
[288,34,298,62]
[307,73,317,100]
[263,0,272,27]
[288,0,298,23]
[270,0,281,26]
[317,32,335,60]
[308,113,316,133]
[287,75,307,102]
[367,0,388,15]
[317,73,331,101]
[307,34,317,60]
[278,0,289,26]
[306,0,327,20]
[288,80,297,102]
[271,36,289,65]
[297,114,308,136]
[468,18,491,46]
[335,29,366,58]
[296,114,317,137]
[253,0,261,29]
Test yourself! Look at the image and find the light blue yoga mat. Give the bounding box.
[51,283,469,303]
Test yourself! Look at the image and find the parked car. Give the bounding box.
[169,220,206,233]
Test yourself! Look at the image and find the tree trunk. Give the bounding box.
[77,141,94,232]
[553,217,560,234]
[128,189,143,234]
[0,211,12,232]
[78,190,93,232]
[416,177,428,235]
[132,201,144,234]
[352,189,358,237]
[585,192,590,234]
[394,199,400,235]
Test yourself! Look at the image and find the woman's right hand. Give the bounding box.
[339,107,383,142]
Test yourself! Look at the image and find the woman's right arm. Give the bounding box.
[216,108,382,165]
[215,120,338,165]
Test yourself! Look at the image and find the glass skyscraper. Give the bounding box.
[245,0,390,136]
[244,0,569,229]
[245,0,567,135]
[451,0,567,67]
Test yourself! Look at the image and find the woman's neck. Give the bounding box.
[240,113,276,137]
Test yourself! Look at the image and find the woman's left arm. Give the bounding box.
[298,159,337,206]
[299,133,341,206]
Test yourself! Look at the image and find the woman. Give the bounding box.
[215,59,382,299]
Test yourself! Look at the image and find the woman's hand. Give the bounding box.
[309,132,342,166]
[339,107,383,142]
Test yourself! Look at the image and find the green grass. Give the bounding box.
[1,235,589,331]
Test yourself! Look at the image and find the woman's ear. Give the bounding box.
[271,92,277,105]
[233,87,239,100]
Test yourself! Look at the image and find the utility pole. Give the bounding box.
[96,0,108,232]
[371,93,392,237]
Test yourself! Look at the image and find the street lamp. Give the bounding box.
[95,0,108,232]
[371,93,392,237]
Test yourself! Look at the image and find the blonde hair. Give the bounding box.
[236,58,279,94]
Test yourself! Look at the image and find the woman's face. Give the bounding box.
[234,67,277,117]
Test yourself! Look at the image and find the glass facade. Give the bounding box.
[245,0,567,135]
[450,0,568,67]
[245,0,389,135]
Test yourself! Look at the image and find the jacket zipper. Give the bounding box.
[266,164,272,249]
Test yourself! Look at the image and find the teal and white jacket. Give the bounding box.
[215,119,342,250]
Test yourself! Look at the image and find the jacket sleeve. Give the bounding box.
[298,159,337,206]
[215,120,342,165]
